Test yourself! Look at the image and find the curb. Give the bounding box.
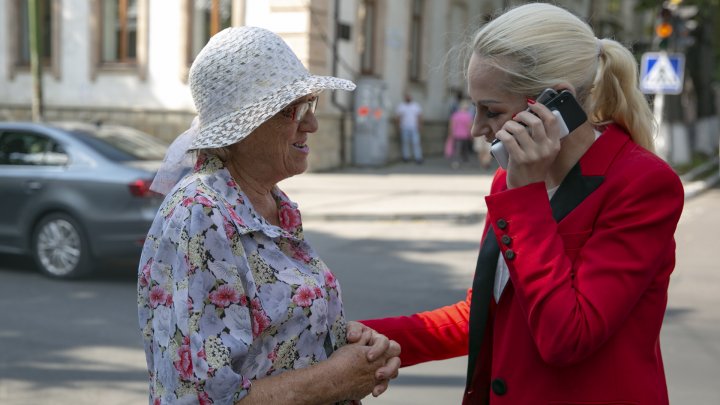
[680,157,720,200]
[302,212,486,223]
[683,173,720,200]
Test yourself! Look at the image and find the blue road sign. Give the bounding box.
[640,52,685,95]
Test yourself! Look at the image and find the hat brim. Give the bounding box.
[190,75,355,149]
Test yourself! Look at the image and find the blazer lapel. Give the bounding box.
[466,226,499,388]
[550,162,604,223]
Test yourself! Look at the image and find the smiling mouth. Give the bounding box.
[292,142,307,148]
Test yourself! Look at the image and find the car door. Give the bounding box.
[0,129,68,252]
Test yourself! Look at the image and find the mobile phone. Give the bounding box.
[543,90,587,136]
[490,88,557,169]
[490,89,587,169]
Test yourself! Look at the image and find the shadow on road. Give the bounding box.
[0,223,478,402]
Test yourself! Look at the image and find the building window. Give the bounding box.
[188,0,234,64]
[91,0,148,79]
[16,0,53,66]
[408,0,424,82]
[360,0,377,75]
[7,0,60,79]
[100,0,139,64]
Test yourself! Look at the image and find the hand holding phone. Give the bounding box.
[490,89,587,169]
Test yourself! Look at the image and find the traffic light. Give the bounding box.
[655,8,673,50]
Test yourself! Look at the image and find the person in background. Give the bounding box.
[362,3,683,404]
[395,93,424,164]
[138,26,400,405]
[446,99,475,169]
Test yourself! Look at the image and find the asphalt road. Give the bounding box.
[1,188,718,404]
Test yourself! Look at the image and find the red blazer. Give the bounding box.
[362,125,684,404]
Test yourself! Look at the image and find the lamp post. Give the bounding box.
[29,0,44,122]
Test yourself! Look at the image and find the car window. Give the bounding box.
[69,127,167,162]
[0,131,68,166]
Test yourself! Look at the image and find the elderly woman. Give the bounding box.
[138,27,399,405]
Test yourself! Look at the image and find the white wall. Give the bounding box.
[0,0,194,112]
[146,0,194,111]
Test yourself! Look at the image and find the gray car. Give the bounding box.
[0,121,167,279]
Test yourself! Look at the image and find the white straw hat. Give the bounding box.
[188,26,356,149]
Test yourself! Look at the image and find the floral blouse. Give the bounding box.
[138,153,347,404]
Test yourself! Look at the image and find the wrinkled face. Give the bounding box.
[467,53,528,144]
[232,93,319,183]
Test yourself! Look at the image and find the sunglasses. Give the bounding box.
[279,96,318,123]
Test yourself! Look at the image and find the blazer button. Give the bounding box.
[504,249,515,260]
[491,378,507,395]
[501,234,512,245]
[496,218,508,229]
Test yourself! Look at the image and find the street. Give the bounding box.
[0,162,719,404]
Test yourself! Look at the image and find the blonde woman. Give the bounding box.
[363,3,683,404]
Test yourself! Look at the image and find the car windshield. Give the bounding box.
[68,125,168,162]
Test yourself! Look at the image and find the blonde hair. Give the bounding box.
[470,3,655,152]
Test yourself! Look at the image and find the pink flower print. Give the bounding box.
[195,195,214,207]
[242,377,252,389]
[153,398,161,405]
[268,348,278,361]
[227,206,246,226]
[198,391,211,405]
[278,202,301,231]
[252,308,271,338]
[164,294,173,306]
[209,285,240,308]
[139,258,153,287]
[223,216,236,239]
[292,285,317,308]
[314,286,324,298]
[240,295,249,307]
[197,347,206,360]
[181,197,194,207]
[194,153,206,169]
[174,343,193,380]
[251,297,262,311]
[324,270,337,289]
[291,245,312,263]
[149,286,167,308]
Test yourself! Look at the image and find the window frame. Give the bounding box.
[359,0,378,75]
[89,0,149,80]
[6,0,61,81]
[180,0,245,82]
[408,0,425,83]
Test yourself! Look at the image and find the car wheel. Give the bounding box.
[32,213,92,279]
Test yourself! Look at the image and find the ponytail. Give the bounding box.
[591,39,656,152]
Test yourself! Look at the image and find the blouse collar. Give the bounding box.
[191,152,305,241]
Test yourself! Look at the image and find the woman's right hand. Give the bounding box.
[496,99,564,189]
[326,343,391,400]
[346,321,401,396]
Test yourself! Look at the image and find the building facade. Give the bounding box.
[0,0,654,170]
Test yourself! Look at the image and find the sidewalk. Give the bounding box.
[280,157,495,222]
[280,155,718,222]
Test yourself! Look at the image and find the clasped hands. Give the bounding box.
[345,321,401,399]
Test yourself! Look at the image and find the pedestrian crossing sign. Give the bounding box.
[640,52,684,95]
